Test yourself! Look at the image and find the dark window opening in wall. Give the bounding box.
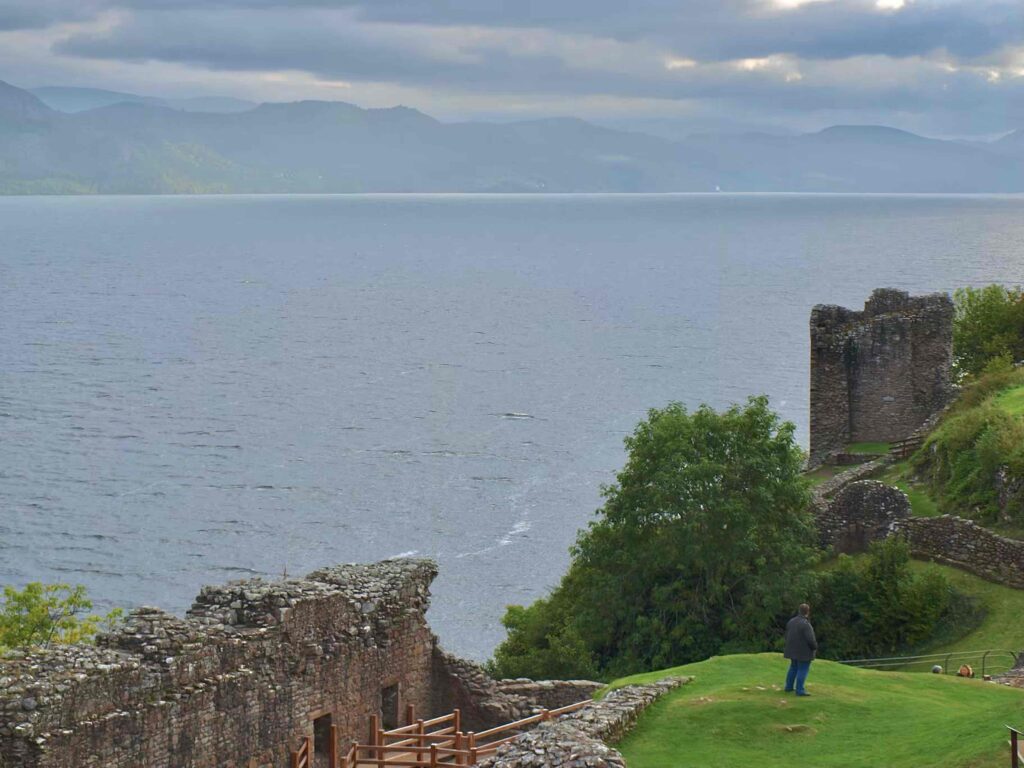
[381,684,400,730]
[313,713,333,756]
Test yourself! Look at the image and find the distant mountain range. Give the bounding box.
[2,80,1023,194]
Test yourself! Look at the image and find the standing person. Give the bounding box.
[784,603,817,696]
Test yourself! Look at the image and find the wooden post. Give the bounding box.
[541,708,550,721]
[368,714,380,746]
[430,744,439,768]
[406,703,416,726]
[291,750,300,768]
[306,737,313,767]
[417,719,425,746]
[452,708,461,735]
[329,725,339,768]
[1012,729,1020,768]
[377,729,386,768]
[453,732,464,766]
[468,732,477,765]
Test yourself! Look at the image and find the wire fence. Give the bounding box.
[840,648,1020,678]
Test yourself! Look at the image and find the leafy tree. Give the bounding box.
[813,537,971,660]
[0,583,122,652]
[953,285,1024,379]
[490,396,817,679]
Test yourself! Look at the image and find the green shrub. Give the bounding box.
[813,538,976,660]
[912,371,1024,523]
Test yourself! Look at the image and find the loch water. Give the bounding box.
[2,193,1024,659]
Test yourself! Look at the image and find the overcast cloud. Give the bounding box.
[1,0,1022,136]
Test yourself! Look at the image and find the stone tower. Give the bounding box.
[809,288,954,467]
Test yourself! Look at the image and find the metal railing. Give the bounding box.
[840,649,1019,678]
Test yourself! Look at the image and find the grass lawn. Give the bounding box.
[612,654,1024,768]
[880,461,942,517]
[993,385,1024,417]
[846,441,891,455]
[909,561,1024,669]
[806,465,844,487]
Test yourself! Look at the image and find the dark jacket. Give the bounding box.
[784,615,818,662]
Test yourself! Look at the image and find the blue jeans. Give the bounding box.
[785,659,811,694]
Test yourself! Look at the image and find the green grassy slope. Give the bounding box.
[910,562,1024,666]
[994,385,1024,417]
[613,654,1024,768]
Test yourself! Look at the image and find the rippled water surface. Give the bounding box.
[2,194,1024,658]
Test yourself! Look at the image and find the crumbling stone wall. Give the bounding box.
[813,482,1024,590]
[493,679,603,711]
[0,560,439,768]
[479,677,687,768]
[895,516,1024,589]
[430,650,538,731]
[809,288,953,466]
[816,480,912,553]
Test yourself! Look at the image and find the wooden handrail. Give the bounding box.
[384,730,457,743]
[474,710,546,740]
[420,712,458,728]
[340,701,591,767]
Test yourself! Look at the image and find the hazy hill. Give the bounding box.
[1,80,1023,194]
[30,86,257,114]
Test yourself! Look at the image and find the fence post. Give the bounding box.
[417,718,425,746]
[377,729,386,768]
[406,703,416,726]
[541,708,550,722]
[368,714,380,746]
[291,750,300,768]
[468,732,477,765]
[453,708,461,735]
[1012,728,1020,768]
[329,725,339,768]
[454,732,464,766]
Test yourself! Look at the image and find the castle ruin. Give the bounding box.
[0,559,602,768]
[809,288,954,467]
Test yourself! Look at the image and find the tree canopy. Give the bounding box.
[953,285,1024,379]
[490,396,817,680]
[0,582,121,652]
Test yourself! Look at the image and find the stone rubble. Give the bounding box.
[479,677,687,768]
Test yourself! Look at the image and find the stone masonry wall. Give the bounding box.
[0,559,439,768]
[813,482,1024,590]
[809,288,953,467]
[430,650,538,732]
[494,680,603,711]
[895,516,1024,590]
[478,677,687,768]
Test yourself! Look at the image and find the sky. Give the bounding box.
[1,0,1023,138]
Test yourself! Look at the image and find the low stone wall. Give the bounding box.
[812,456,891,504]
[494,679,603,711]
[895,515,1024,589]
[478,677,687,768]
